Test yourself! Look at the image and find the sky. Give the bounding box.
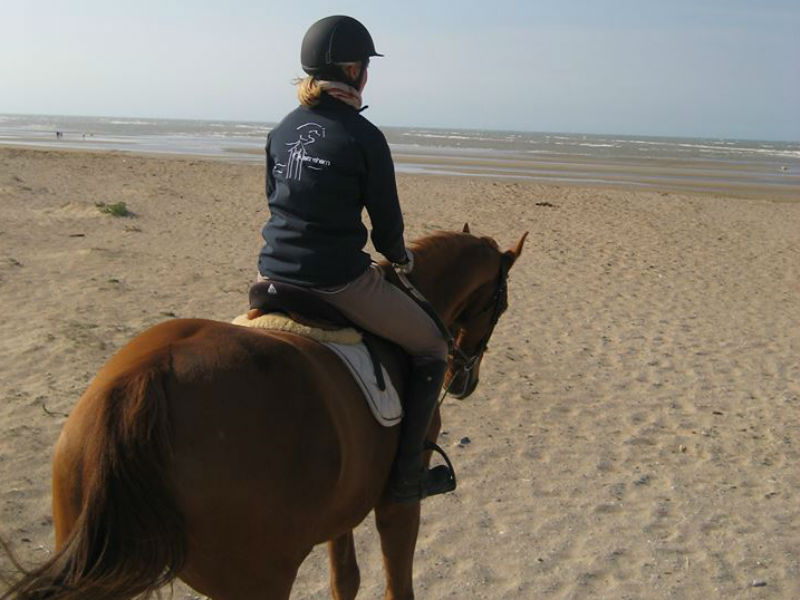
[1,0,798,141]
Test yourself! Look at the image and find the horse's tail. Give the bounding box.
[0,365,186,600]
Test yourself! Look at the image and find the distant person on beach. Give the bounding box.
[256,15,454,503]
[56,130,62,139]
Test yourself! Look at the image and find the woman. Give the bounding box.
[257,15,454,503]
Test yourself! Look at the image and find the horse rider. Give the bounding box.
[256,15,455,503]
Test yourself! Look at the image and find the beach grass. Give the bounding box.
[95,201,131,217]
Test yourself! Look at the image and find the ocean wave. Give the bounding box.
[402,133,476,141]
[677,143,800,159]
[3,115,798,167]
[107,119,154,125]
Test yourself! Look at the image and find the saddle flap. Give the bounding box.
[324,342,403,427]
[249,281,352,331]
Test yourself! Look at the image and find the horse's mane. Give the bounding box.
[404,230,503,322]
[409,231,500,263]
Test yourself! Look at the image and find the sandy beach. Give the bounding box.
[1,146,798,598]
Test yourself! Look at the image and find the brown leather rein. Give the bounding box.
[392,255,511,400]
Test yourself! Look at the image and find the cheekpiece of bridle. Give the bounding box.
[445,255,511,398]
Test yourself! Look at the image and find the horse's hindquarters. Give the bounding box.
[162,324,398,594]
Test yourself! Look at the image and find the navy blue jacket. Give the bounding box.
[258,94,406,286]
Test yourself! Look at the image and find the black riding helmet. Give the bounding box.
[301,15,382,86]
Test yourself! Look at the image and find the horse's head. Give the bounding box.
[409,223,527,399]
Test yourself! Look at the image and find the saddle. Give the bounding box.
[247,280,394,391]
[244,280,457,479]
[248,280,352,331]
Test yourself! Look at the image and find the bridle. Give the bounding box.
[445,255,510,397]
[393,254,511,401]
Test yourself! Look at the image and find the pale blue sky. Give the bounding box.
[2,0,798,140]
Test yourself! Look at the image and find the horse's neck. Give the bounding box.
[411,237,492,325]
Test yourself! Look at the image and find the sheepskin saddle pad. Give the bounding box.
[231,312,402,427]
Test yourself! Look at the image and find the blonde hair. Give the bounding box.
[296,76,323,107]
[295,62,363,107]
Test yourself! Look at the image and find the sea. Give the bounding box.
[1,114,798,198]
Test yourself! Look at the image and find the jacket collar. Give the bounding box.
[315,92,369,113]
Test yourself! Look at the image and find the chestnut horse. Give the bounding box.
[2,226,526,600]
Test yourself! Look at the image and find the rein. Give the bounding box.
[392,255,510,402]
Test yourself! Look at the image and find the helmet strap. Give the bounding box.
[326,59,368,89]
[312,59,368,91]
[352,60,368,90]
[332,62,367,90]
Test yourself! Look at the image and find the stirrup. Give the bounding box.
[389,441,457,504]
[424,439,457,488]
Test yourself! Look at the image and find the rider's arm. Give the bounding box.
[265,133,275,198]
[361,128,407,264]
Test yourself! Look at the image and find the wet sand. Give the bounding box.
[5,137,798,200]
[1,146,799,598]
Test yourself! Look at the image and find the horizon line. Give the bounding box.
[1,111,798,145]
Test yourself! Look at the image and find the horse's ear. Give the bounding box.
[504,231,528,266]
[462,223,470,234]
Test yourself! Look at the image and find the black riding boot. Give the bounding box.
[389,359,456,503]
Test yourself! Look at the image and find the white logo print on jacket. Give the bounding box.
[273,123,332,181]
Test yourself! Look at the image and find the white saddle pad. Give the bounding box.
[324,342,403,427]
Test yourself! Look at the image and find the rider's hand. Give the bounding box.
[393,248,414,274]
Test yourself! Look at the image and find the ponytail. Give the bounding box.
[296,76,323,107]
[295,60,363,107]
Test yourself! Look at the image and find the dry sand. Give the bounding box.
[1,146,798,598]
